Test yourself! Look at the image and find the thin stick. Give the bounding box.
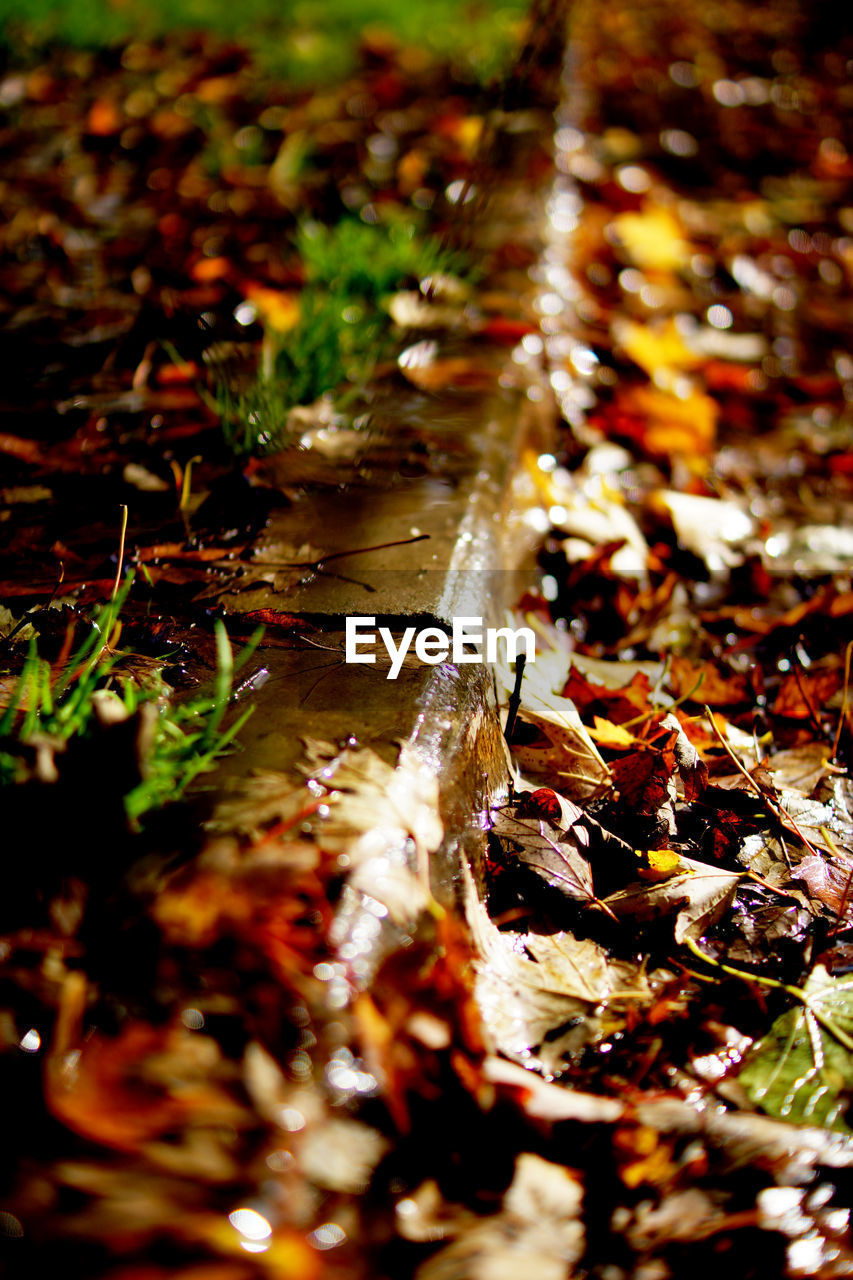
[504,653,526,743]
[684,935,853,1054]
[112,504,128,605]
[704,706,823,859]
[832,639,853,761]
[790,644,827,740]
[180,455,202,511]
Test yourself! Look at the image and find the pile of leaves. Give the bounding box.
[445,0,853,1275]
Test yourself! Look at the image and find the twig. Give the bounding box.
[684,935,853,1054]
[503,653,526,743]
[112,504,128,606]
[213,532,430,571]
[744,870,802,900]
[832,638,853,761]
[790,639,828,741]
[704,705,824,859]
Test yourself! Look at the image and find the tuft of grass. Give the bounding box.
[297,218,468,300]
[220,217,470,456]
[0,587,261,825]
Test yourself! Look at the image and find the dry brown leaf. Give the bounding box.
[415,1153,584,1280]
[604,855,742,942]
[490,809,597,905]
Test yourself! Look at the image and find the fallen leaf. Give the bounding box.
[614,316,702,377]
[791,854,853,918]
[300,739,442,921]
[739,967,853,1133]
[610,204,691,271]
[773,668,842,720]
[415,1153,584,1280]
[482,1056,625,1122]
[464,863,650,1073]
[490,808,597,905]
[589,716,637,747]
[46,1022,248,1154]
[615,385,717,459]
[655,490,754,572]
[604,855,742,942]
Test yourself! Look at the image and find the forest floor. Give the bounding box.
[2,1,853,1278]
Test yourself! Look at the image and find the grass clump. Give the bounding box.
[0,0,528,85]
[297,218,467,299]
[221,217,468,456]
[0,589,259,826]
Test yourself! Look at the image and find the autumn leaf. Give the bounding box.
[654,490,755,572]
[617,385,718,460]
[589,715,637,747]
[773,668,842,720]
[614,316,702,377]
[490,808,596,905]
[792,854,853,918]
[636,849,684,882]
[604,855,742,942]
[739,967,853,1133]
[414,1153,585,1280]
[243,283,301,332]
[610,204,691,271]
[46,1022,248,1154]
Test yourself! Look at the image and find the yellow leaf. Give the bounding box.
[589,716,636,747]
[451,115,484,156]
[622,1144,678,1189]
[244,285,301,333]
[636,849,685,882]
[610,204,690,271]
[615,317,701,377]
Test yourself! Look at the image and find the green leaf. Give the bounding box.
[739,967,853,1133]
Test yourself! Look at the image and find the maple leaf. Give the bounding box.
[739,967,853,1133]
[464,859,654,1073]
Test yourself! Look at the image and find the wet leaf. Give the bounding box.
[739,967,853,1133]
[604,855,742,942]
[299,739,442,921]
[490,808,596,905]
[791,854,853,919]
[415,1153,584,1280]
[464,863,651,1072]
